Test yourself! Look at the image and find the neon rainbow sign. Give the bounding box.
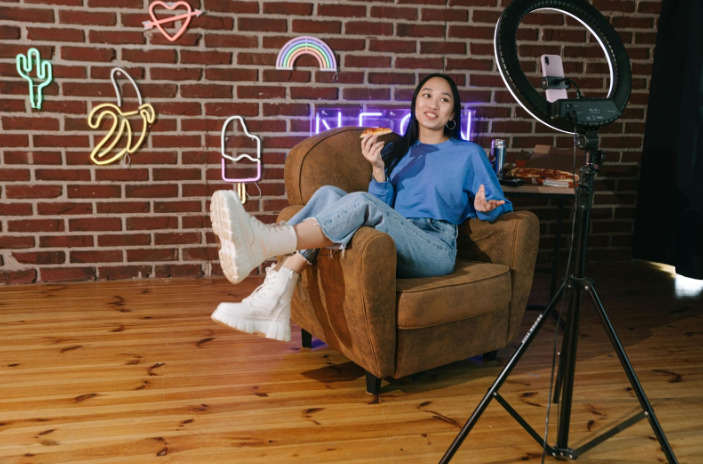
[312,108,476,141]
[276,36,337,72]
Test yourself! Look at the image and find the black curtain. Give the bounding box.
[633,0,703,279]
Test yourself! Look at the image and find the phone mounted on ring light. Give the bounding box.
[541,75,569,91]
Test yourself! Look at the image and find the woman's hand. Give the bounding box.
[474,184,506,212]
[361,133,386,182]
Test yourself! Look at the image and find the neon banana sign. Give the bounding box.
[88,68,156,166]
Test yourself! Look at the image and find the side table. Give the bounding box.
[501,184,576,302]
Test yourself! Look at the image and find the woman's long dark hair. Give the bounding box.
[382,73,463,177]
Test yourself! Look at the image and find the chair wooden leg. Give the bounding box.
[301,329,312,348]
[365,372,381,395]
[483,350,498,361]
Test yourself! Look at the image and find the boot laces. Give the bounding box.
[251,218,288,233]
[245,265,289,304]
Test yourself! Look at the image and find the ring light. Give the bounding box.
[494,0,631,134]
[441,3,677,463]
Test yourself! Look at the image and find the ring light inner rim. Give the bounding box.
[493,7,616,135]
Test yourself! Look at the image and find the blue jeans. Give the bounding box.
[286,185,457,278]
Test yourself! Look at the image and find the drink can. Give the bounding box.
[491,139,506,178]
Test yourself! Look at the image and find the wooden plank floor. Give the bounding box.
[0,260,700,463]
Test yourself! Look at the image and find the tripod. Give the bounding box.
[439,130,678,463]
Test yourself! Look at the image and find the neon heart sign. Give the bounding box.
[142,1,204,42]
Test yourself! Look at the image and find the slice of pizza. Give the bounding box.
[360,127,393,138]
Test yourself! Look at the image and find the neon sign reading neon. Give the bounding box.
[312,108,476,141]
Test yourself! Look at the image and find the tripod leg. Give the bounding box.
[438,284,566,463]
[552,296,571,404]
[554,279,586,454]
[586,283,678,464]
[553,329,566,404]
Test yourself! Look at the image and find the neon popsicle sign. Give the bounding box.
[312,108,476,141]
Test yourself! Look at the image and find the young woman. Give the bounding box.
[210,73,512,341]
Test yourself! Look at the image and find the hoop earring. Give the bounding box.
[446,119,456,130]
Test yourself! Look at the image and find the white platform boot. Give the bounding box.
[210,190,297,284]
[211,265,300,342]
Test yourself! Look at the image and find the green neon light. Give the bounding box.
[16,48,53,110]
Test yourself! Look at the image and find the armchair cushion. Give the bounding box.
[396,259,511,329]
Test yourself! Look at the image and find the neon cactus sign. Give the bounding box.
[16,48,53,110]
[312,107,476,141]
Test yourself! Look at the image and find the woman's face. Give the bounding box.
[414,76,456,136]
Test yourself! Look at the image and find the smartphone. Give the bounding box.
[540,54,568,102]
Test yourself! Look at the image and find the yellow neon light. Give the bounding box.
[87,68,156,166]
[88,103,156,165]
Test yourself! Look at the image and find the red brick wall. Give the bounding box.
[0,0,662,284]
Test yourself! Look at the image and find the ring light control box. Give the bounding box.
[551,98,620,125]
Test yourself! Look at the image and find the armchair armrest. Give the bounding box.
[457,210,540,341]
[278,206,398,380]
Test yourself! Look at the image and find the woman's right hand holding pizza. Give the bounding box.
[361,132,387,182]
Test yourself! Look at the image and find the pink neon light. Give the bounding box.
[144,1,204,42]
[288,49,326,69]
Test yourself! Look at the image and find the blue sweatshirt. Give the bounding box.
[368,138,512,224]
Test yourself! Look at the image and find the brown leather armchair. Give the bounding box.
[277,126,539,394]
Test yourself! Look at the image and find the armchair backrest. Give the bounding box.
[284,126,400,205]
